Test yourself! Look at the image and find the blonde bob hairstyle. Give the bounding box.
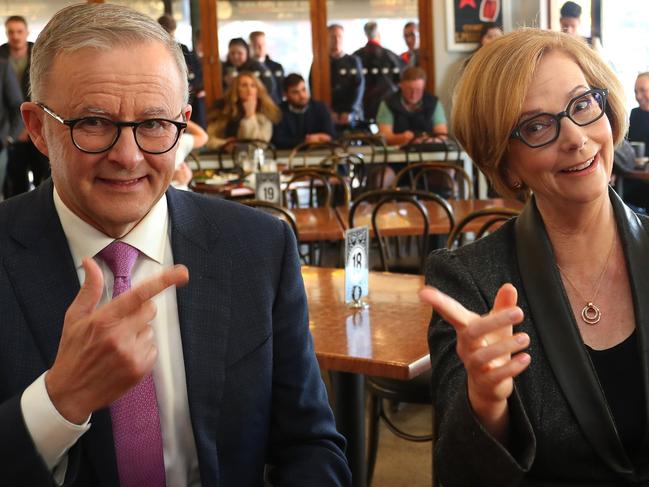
[218,71,281,124]
[452,28,627,199]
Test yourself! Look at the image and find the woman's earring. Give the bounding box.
[512,180,522,189]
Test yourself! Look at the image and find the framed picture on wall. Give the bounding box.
[446,0,512,52]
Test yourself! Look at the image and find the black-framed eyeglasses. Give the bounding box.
[510,88,608,149]
[36,102,187,155]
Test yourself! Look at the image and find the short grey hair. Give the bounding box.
[364,22,379,40]
[30,3,188,104]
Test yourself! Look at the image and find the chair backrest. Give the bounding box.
[446,207,520,249]
[217,139,277,171]
[283,170,333,208]
[392,162,474,199]
[240,200,300,241]
[318,152,366,198]
[288,167,351,206]
[339,133,389,165]
[402,137,462,164]
[349,189,455,272]
[184,151,202,172]
[287,141,346,169]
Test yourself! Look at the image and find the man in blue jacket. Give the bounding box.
[1,4,351,486]
[272,73,335,150]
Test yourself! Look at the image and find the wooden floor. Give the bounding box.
[369,402,433,487]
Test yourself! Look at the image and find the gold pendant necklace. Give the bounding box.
[557,237,617,326]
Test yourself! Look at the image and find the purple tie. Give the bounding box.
[96,241,166,487]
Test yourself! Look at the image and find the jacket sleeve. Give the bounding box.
[317,103,335,138]
[426,249,536,487]
[267,223,351,486]
[271,112,301,150]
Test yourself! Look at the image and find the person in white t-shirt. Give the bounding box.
[172,120,207,190]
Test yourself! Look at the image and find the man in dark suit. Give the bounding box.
[353,21,404,122]
[0,15,50,197]
[157,14,207,130]
[0,57,24,198]
[2,4,350,486]
[249,31,285,105]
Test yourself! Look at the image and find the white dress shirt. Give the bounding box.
[20,188,201,486]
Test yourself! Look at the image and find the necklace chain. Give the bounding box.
[557,236,617,326]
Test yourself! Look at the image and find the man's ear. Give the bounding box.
[20,102,50,157]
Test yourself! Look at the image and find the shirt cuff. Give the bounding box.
[20,371,92,470]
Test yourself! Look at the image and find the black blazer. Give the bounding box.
[427,188,649,486]
[0,42,33,100]
[0,180,350,486]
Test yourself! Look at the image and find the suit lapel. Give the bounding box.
[167,189,232,486]
[5,180,118,484]
[515,190,634,475]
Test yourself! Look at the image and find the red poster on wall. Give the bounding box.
[446,0,507,51]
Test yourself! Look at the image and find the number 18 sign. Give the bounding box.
[345,226,369,307]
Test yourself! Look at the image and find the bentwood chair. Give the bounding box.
[340,133,393,190]
[283,170,333,209]
[349,188,454,273]
[287,167,352,207]
[392,162,474,200]
[349,192,452,485]
[446,207,521,250]
[287,141,345,169]
[318,152,368,200]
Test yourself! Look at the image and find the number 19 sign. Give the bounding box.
[255,172,281,205]
[345,226,369,307]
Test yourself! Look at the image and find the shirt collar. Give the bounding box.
[53,186,169,269]
[288,103,309,114]
[400,96,423,112]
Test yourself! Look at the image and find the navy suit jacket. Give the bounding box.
[0,180,350,486]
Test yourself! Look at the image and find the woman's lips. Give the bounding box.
[559,154,597,174]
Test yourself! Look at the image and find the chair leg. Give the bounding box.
[366,393,381,486]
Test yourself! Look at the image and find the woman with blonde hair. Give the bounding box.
[421,28,649,485]
[206,71,281,149]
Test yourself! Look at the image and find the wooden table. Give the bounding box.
[292,207,345,242]
[302,266,430,486]
[337,198,524,236]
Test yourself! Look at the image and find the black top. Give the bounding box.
[385,90,438,135]
[587,330,646,460]
[628,107,649,157]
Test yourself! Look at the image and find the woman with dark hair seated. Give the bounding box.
[422,28,649,485]
[206,72,281,149]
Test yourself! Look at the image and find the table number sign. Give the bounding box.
[255,172,281,204]
[345,226,369,307]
